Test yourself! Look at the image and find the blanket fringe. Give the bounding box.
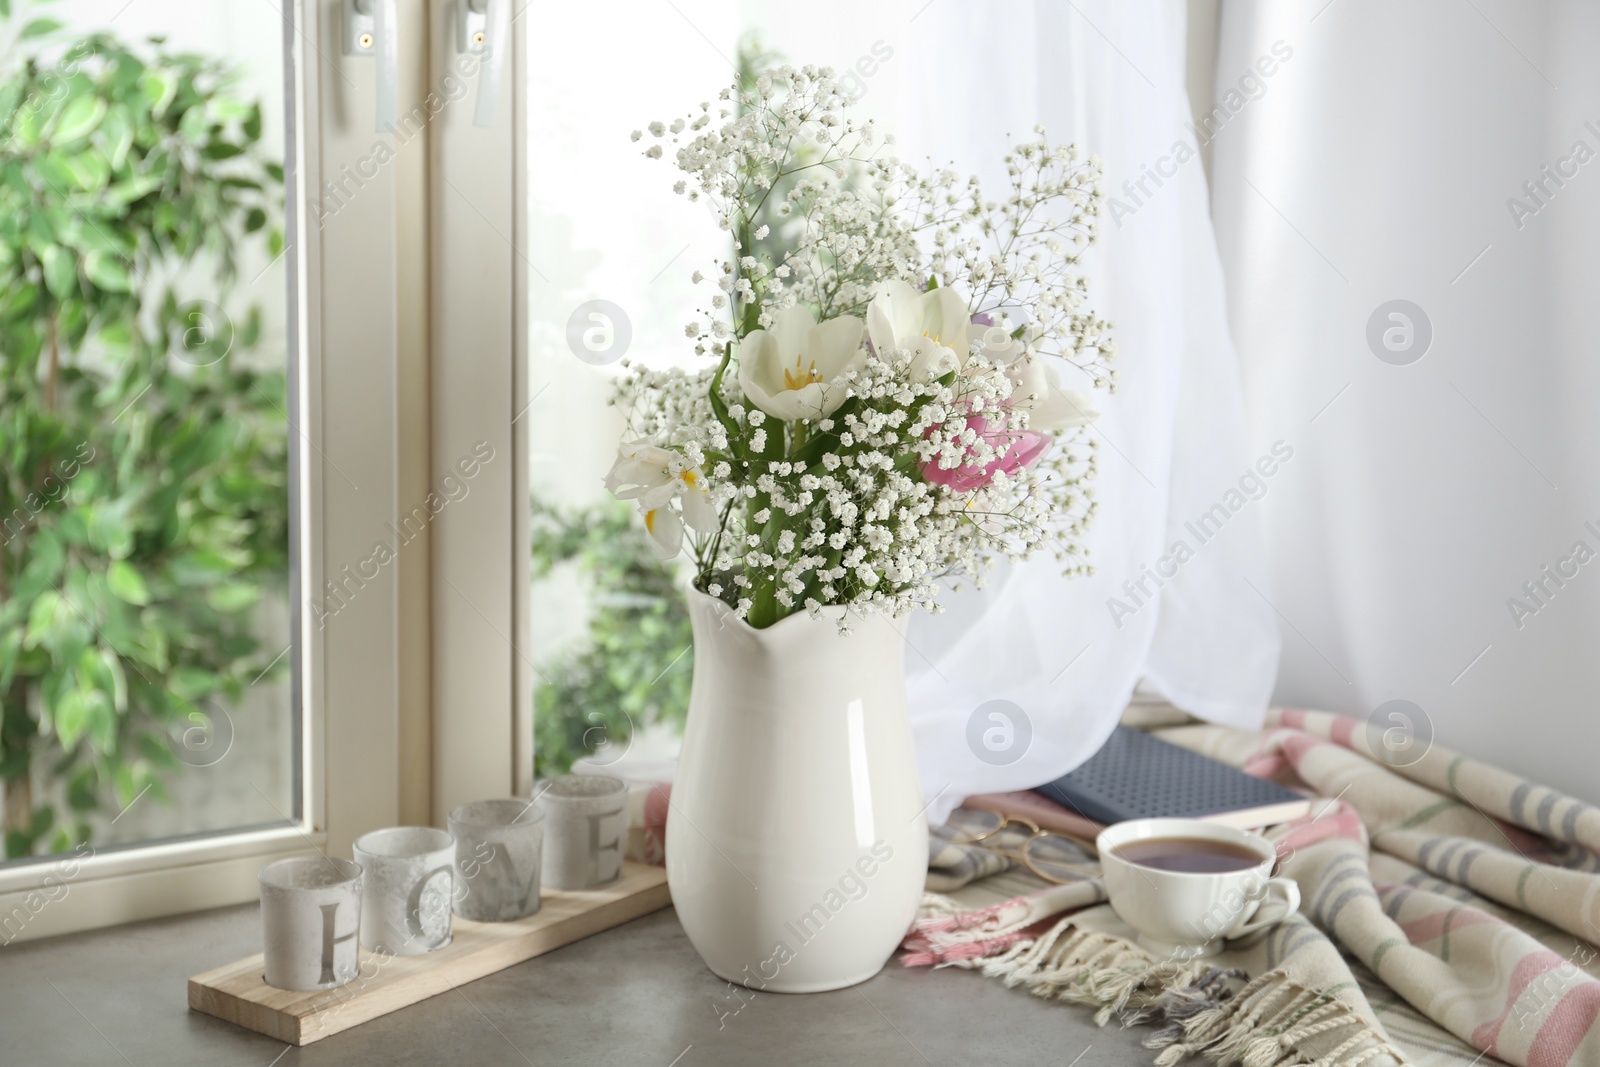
[970,915,1404,1067]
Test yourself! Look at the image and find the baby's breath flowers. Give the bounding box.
[608,64,1112,630]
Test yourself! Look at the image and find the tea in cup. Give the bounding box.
[1096,817,1299,959]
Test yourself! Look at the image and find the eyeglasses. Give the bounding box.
[944,807,1100,885]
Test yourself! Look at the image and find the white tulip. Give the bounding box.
[1009,358,1099,430]
[604,441,719,559]
[866,279,973,381]
[737,306,866,421]
[640,505,685,559]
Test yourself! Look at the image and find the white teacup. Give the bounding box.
[1097,818,1300,960]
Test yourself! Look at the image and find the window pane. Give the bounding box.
[0,2,296,864]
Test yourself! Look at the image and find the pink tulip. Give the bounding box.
[920,413,1052,492]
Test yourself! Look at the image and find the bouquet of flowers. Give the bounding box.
[604,65,1114,630]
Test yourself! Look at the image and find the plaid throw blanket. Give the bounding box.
[904,709,1600,1067]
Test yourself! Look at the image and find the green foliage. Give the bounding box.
[531,494,691,779]
[0,20,287,857]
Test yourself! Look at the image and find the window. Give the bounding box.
[0,0,439,940]
[0,0,295,904]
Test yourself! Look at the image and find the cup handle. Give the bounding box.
[1226,877,1300,940]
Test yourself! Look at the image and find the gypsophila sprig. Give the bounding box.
[609,64,1111,630]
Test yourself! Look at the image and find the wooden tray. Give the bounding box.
[189,861,671,1045]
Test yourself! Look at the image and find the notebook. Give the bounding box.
[1032,726,1313,831]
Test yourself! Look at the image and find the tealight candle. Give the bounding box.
[450,799,546,922]
[259,856,363,991]
[537,776,627,890]
[352,826,455,955]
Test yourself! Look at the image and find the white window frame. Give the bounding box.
[423,0,524,821]
[0,0,454,941]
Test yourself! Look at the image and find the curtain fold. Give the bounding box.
[1211,0,1600,806]
[898,0,1279,818]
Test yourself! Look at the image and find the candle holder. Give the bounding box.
[352,827,455,955]
[449,799,545,922]
[259,856,363,992]
[537,776,627,890]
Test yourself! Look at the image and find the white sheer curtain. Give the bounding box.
[890,0,1280,818]
[1212,0,1600,804]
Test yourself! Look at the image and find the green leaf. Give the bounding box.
[10,94,55,147]
[110,759,135,807]
[138,67,176,116]
[206,583,259,613]
[84,249,131,292]
[57,510,89,546]
[24,590,61,649]
[32,150,76,192]
[51,93,106,144]
[86,500,134,557]
[108,51,145,96]
[240,305,261,347]
[170,667,218,701]
[61,148,110,191]
[40,242,75,299]
[99,105,134,170]
[0,279,38,318]
[54,687,88,749]
[101,173,162,209]
[20,17,62,38]
[62,218,125,255]
[0,2,11,20]
[172,420,235,474]
[177,103,209,141]
[83,688,116,751]
[208,97,250,122]
[136,733,179,769]
[142,775,169,805]
[21,531,66,588]
[66,769,98,811]
[99,647,128,712]
[202,141,244,160]
[106,560,149,605]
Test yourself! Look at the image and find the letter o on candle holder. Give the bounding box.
[537,776,627,890]
[352,826,455,955]
[450,799,546,922]
[259,856,363,991]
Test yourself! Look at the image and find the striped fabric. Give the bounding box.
[1183,709,1600,1067]
[925,820,1019,892]
[903,709,1600,1066]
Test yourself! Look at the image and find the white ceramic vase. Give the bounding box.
[667,590,928,993]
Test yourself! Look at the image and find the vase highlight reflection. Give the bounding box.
[666,590,928,993]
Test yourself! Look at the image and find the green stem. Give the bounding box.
[744,419,787,628]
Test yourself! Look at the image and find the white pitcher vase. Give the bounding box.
[666,589,928,993]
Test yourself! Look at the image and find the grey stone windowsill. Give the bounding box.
[0,904,1153,1066]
